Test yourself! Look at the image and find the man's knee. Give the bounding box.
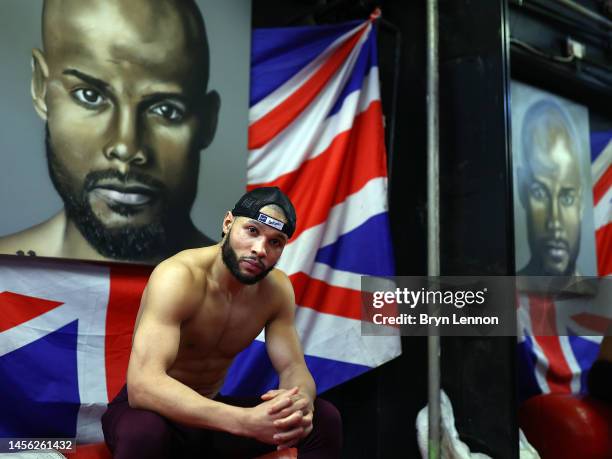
[106,409,174,459]
[312,398,342,449]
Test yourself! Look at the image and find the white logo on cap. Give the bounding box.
[257,213,284,231]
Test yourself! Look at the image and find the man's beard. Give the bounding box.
[221,230,275,285]
[46,128,172,261]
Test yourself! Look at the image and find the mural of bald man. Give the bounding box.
[0,0,235,264]
[517,99,586,276]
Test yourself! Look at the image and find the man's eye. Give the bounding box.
[560,191,576,207]
[72,88,105,108]
[529,183,547,201]
[247,227,257,234]
[150,103,184,122]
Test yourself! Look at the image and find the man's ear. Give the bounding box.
[31,48,49,120]
[222,211,234,237]
[198,90,220,150]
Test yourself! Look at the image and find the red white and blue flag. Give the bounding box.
[590,131,612,276]
[224,15,399,396]
[517,131,612,400]
[0,18,399,443]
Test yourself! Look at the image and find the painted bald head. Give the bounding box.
[519,100,583,275]
[32,0,220,261]
[41,0,210,91]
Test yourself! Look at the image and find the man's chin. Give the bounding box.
[69,210,168,261]
[542,259,572,276]
[234,269,272,285]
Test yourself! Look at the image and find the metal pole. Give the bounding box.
[426,0,441,458]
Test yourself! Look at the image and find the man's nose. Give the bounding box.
[546,198,563,235]
[103,106,147,166]
[251,237,267,258]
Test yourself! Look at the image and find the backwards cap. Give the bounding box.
[232,187,297,238]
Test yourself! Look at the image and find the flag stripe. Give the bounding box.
[222,339,370,396]
[532,336,573,393]
[292,307,400,367]
[104,265,150,401]
[248,24,370,149]
[249,21,367,123]
[528,295,573,393]
[278,177,388,275]
[593,163,612,205]
[0,292,62,333]
[0,321,80,437]
[315,212,395,276]
[590,131,612,163]
[249,102,387,239]
[328,28,377,118]
[248,67,380,184]
[250,21,362,106]
[595,222,612,275]
[290,272,362,320]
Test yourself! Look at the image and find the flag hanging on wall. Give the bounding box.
[0,16,399,443]
[223,14,400,396]
[590,131,612,276]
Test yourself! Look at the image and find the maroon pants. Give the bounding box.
[101,385,342,459]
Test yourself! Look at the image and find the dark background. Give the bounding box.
[253,1,612,457]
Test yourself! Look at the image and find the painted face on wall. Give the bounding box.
[521,129,583,276]
[32,0,219,260]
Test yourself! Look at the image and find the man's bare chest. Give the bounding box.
[179,298,271,360]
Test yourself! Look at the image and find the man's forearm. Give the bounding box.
[278,364,316,405]
[128,373,245,434]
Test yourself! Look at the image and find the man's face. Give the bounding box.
[221,208,288,285]
[35,1,217,259]
[522,134,583,275]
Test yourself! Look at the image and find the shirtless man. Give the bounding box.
[101,187,342,458]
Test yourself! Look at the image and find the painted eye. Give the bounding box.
[72,88,105,107]
[529,182,547,201]
[559,191,576,207]
[150,103,184,122]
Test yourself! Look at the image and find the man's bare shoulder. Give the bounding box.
[148,246,219,298]
[0,214,64,257]
[161,245,219,273]
[142,250,212,321]
[259,268,296,312]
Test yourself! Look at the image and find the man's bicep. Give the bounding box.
[128,264,197,379]
[129,308,182,375]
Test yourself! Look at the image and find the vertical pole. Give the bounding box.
[426,0,441,457]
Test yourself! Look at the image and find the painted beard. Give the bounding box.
[221,229,275,285]
[45,127,171,261]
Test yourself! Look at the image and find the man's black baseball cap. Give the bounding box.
[232,187,297,238]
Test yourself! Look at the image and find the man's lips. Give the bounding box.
[240,258,264,273]
[90,183,158,207]
[544,239,569,261]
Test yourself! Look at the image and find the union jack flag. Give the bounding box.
[224,15,399,396]
[0,17,399,443]
[517,130,612,401]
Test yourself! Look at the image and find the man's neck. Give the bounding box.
[209,245,250,297]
